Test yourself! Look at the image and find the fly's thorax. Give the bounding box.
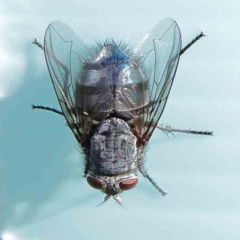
[86,172,138,195]
[90,118,137,175]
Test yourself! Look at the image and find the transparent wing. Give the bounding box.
[134,18,182,141]
[44,21,88,142]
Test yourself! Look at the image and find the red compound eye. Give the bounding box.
[119,178,138,191]
[87,176,103,189]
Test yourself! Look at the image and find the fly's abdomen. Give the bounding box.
[90,118,137,175]
[75,43,149,122]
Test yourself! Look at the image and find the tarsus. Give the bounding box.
[157,124,213,136]
[180,31,206,56]
[32,104,63,116]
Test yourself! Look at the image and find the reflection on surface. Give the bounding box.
[2,232,16,240]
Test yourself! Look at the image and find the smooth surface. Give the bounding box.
[1,0,240,239]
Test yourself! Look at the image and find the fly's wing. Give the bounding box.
[134,18,182,141]
[44,21,89,142]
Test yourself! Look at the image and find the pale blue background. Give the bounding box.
[0,0,240,239]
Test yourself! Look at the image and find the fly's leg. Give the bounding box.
[157,124,213,136]
[32,39,62,116]
[32,38,44,51]
[32,104,63,116]
[83,162,91,177]
[32,38,69,81]
[180,31,206,56]
[138,164,167,196]
[155,32,211,137]
[32,38,71,113]
[140,31,208,195]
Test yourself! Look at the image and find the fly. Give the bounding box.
[32,18,213,207]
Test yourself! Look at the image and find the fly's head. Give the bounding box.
[86,172,138,205]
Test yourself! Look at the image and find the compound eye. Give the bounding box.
[87,176,103,189]
[119,178,138,191]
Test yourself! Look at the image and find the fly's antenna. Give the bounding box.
[94,195,111,208]
[113,195,128,210]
